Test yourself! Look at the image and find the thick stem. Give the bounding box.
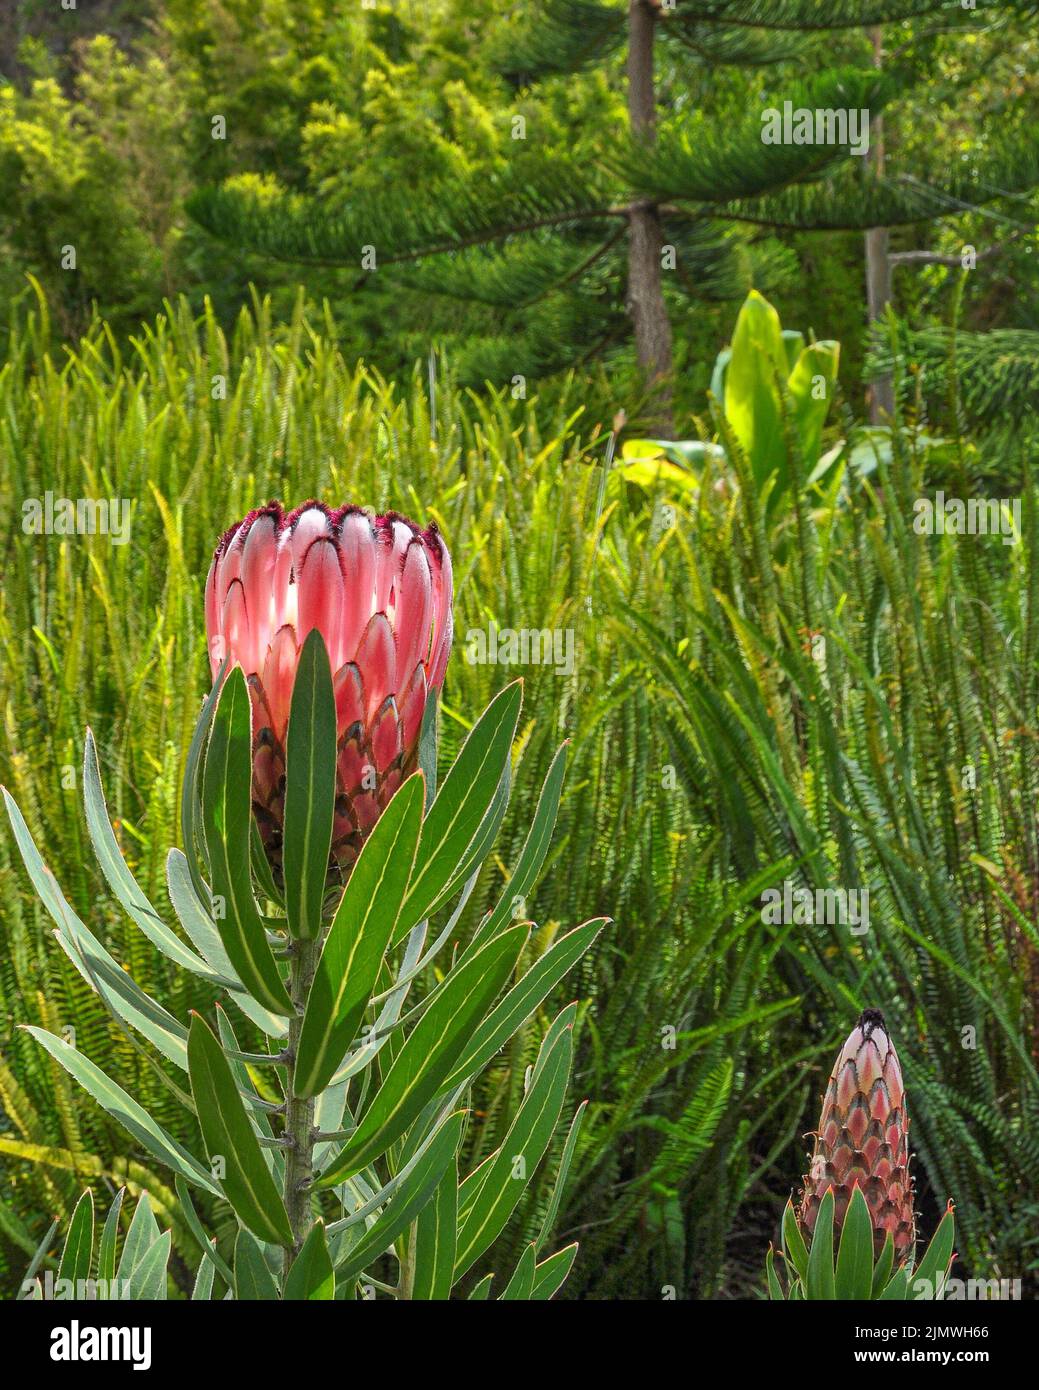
[626,0,674,435]
[282,936,319,1277]
[865,25,894,423]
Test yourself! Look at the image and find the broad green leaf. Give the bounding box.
[97,1189,124,1288]
[536,1100,587,1251]
[284,1222,335,1300]
[911,1202,956,1300]
[472,741,569,946]
[805,1189,836,1300]
[166,849,288,1039]
[129,1232,171,1300]
[319,924,528,1186]
[454,1019,573,1278]
[834,1186,874,1300]
[25,1029,217,1194]
[879,1266,910,1299]
[787,339,839,479]
[58,1191,94,1287]
[187,1013,293,1247]
[417,686,439,801]
[295,774,425,1098]
[530,1243,578,1300]
[724,288,788,492]
[192,1248,217,1301]
[871,1231,895,1299]
[442,919,604,1092]
[411,1158,457,1301]
[393,681,522,944]
[766,1246,786,1301]
[181,660,224,902]
[333,1110,465,1286]
[782,1198,810,1285]
[282,630,337,940]
[234,1228,280,1300]
[500,1243,536,1300]
[5,789,188,1068]
[175,1176,235,1289]
[202,666,292,1015]
[83,728,214,978]
[117,1194,160,1282]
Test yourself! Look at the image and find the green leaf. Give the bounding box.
[282,629,337,940]
[537,1100,587,1251]
[781,1198,810,1285]
[879,1266,911,1300]
[910,1202,956,1300]
[187,1013,293,1246]
[530,1243,579,1300]
[805,1189,836,1300]
[442,919,605,1092]
[471,740,568,946]
[417,686,439,801]
[83,729,214,977]
[787,339,839,477]
[468,1273,494,1299]
[97,1188,124,1288]
[295,774,425,1098]
[25,1029,217,1194]
[834,1187,874,1300]
[333,1110,465,1287]
[117,1194,160,1282]
[499,1243,536,1300]
[58,1191,94,1287]
[4,790,189,1069]
[284,1222,335,1300]
[202,667,292,1015]
[766,1246,786,1301]
[192,1248,217,1301]
[724,288,788,492]
[234,1228,280,1300]
[181,660,224,902]
[175,1176,235,1289]
[318,924,529,1186]
[454,1017,574,1278]
[393,681,522,943]
[411,1158,457,1301]
[129,1232,171,1300]
[871,1231,895,1299]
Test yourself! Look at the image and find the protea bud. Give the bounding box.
[205,501,452,877]
[798,1008,916,1263]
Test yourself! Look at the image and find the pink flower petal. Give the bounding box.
[354,612,396,721]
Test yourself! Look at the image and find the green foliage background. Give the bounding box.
[0,0,1037,1299]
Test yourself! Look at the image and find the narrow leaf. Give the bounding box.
[282,630,337,940]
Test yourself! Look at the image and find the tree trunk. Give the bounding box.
[865,26,894,423]
[626,0,674,435]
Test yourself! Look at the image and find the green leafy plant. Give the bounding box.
[3,502,606,1297]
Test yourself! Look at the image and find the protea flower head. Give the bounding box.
[205,501,452,877]
[798,1008,916,1263]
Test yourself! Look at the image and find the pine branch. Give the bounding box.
[722,132,1039,230]
[868,324,1039,427]
[188,159,622,269]
[495,0,627,80]
[617,67,897,206]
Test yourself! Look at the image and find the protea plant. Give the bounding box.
[205,501,452,878]
[767,1010,956,1300]
[5,497,606,1300]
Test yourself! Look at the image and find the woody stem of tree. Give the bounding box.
[283,936,319,1278]
[865,25,895,423]
[626,0,674,435]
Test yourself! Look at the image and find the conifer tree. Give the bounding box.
[190,1,1039,433]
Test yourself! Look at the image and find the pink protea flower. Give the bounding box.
[205,501,452,877]
[798,1009,916,1262]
